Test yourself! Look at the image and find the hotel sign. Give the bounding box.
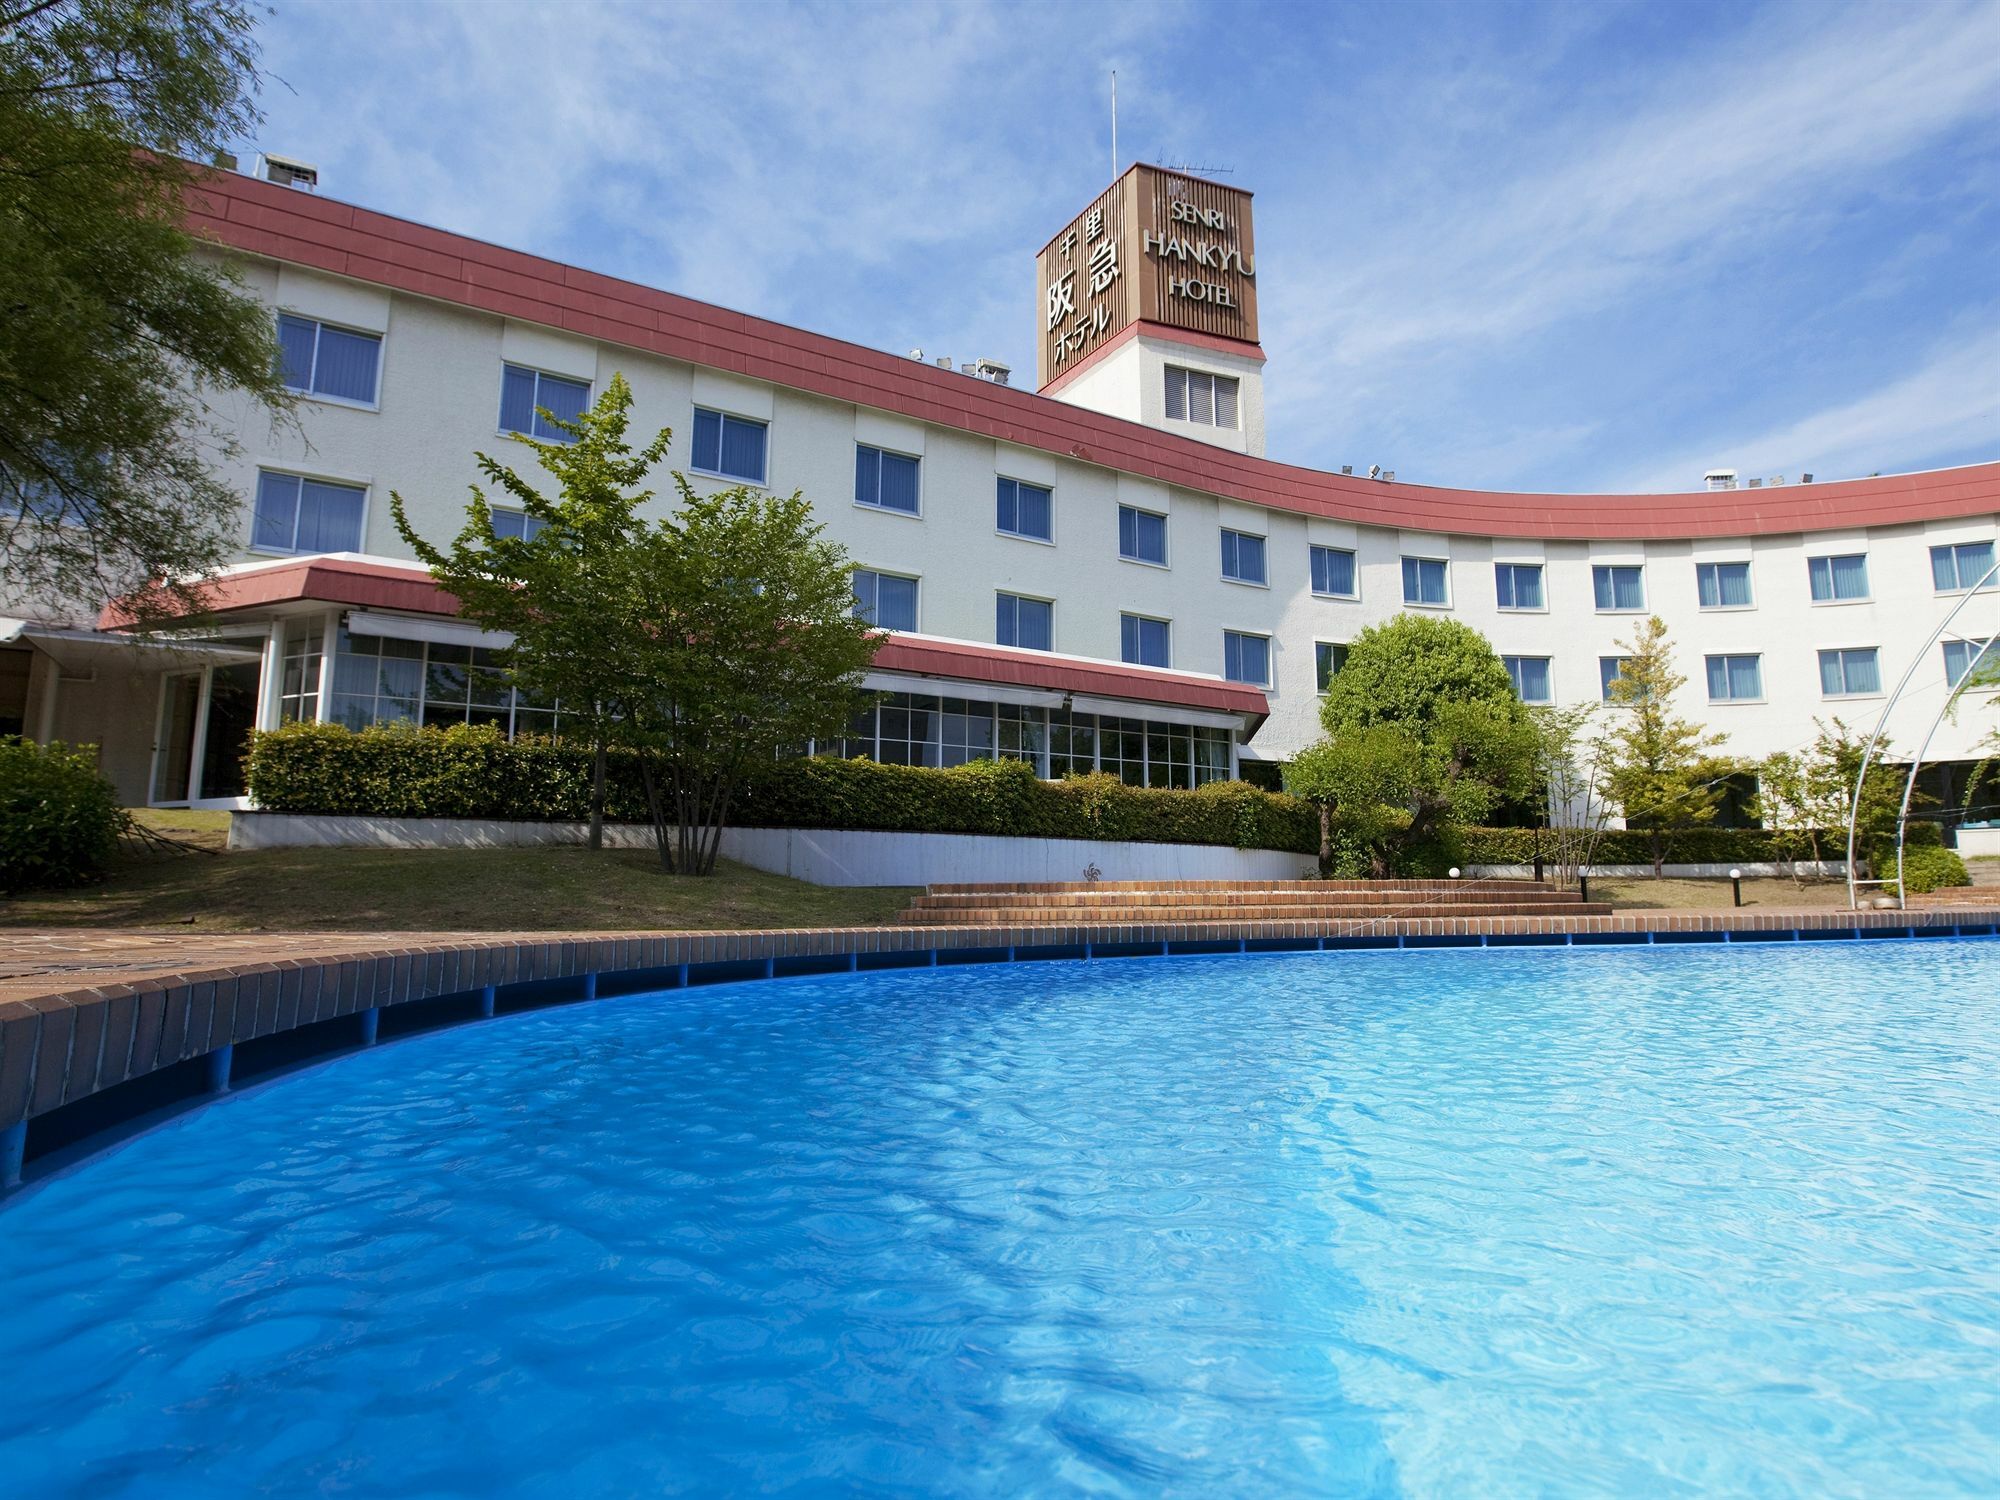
[1035,164,1259,388]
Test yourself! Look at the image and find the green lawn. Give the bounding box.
[1592,877,1862,911]
[5,816,915,932]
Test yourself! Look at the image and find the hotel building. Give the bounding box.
[3,161,1996,824]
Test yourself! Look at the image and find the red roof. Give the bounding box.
[112,556,1266,719]
[183,170,2000,542]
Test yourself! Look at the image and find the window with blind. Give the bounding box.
[995,592,1053,651]
[1503,655,1554,703]
[1818,647,1880,697]
[1120,613,1170,668]
[1592,564,1646,611]
[1696,560,1754,609]
[499,364,590,442]
[1310,545,1357,598]
[251,470,365,555]
[1807,553,1869,602]
[1704,653,1764,702]
[692,408,769,484]
[855,445,920,514]
[277,314,381,405]
[1164,366,1240,429]
[852,569,918,630]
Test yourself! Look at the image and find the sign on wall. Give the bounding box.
[1035,165,1259,389]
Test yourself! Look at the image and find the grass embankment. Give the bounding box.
[2,811,914,932]
[1592,877,1869,911]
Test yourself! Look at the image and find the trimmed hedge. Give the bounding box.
[244,723,1322,853]
[1453,824,1849,868]
[1,737,125,893]
[1889,845,1971,895]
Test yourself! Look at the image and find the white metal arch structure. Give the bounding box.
[1848,553,2000,909]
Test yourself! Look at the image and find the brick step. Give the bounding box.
[921,878,1553,895]
[899,902,1619,924]
[909,888,1593,909]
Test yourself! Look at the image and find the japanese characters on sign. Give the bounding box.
[1036,165,1259,389]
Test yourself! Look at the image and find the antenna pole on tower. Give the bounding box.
[1111,70,1117,180]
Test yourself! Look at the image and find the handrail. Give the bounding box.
[1848,554,2000,908]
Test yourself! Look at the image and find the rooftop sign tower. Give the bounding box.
[1035,164,1267,455]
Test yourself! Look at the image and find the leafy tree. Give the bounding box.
[395,374,876,875]
[1599,616,1730,876]
[1288,614,1539,876]
[0,0,292,618]
[1531,702,1612,888]
[608,482,877,874]
[393,372,664,850]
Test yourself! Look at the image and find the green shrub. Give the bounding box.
[244,723,1321,853]
[1453,824,1845,868]
[0,737,125,892]
[1893,845,1971,894]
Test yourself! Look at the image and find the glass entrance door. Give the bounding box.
[197,663,260,800]
[152,671,202,804]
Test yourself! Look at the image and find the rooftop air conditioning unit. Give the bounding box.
[971,358,1012,386]
[254,153,319,191]
[1703,469,1738,491]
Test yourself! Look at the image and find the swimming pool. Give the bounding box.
[2,941,1996,1496]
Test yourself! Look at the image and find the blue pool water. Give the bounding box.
[2,942,1998,1497]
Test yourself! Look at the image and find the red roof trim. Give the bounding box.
[183,170,2000,540]
[108,556,1267,718]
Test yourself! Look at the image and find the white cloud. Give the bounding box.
[1616,323,2000,493]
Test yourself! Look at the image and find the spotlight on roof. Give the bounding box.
[1368,464,1381,479]
[1382,470,1396,482]
[1340,465,1353,475]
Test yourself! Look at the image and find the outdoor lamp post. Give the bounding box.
[1730,868,1744,907]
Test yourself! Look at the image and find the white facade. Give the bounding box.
[5,171,1997,816]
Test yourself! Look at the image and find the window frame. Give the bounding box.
[1400,555,1450,608]
[1592,563,1647,613]
[1931,540,1997,594]
[1598,656,1633,701]
[1120,612,1172,669]
[1117,504,1170,568]
[488,507,547,543]
[1315,640,1349,694]
[1695,559,1755,611]
[276,312,383,409]
[994,591,1054,652]
[995,475,1054,544]
[853,443,923,517]
[1704,652,1765,704]
[851,567,920,632]
[1219,527,1268,587]
[1493,561,1546,613]
[248,467,369,557]
[1309,544,1358,600]
[689,405,770,485]
[1806,552,1871,604]
[1163,365,1241,430]
[1222,629,1272,687]
[1817,646,1882,699]
[1502,654,1555,704]
[497,363,591,444]
[1943,636,2000,690]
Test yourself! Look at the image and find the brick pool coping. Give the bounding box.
[4,906,1998,1186]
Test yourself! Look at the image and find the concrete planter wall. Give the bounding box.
[228,814,1315,887]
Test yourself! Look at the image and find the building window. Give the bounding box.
[499,364,589,442]
[995,592,1053,651]
[489,507,546,542]
[996,477,1052,541]
[691,407,768,483]
[1401,556,1449,606]
[1315,641,1348,693]
[276,313,380,405]
[330,628,557,738]
[1503,655,1553,704]
[1118,505,1168,565]
[1943,637,1999,688]
[251,470,364,555]
[1310,545,1357,598]
[1808,553,1869,602]
[854,444,920,514]
[1223,630,1270,686]
[278,618,323,724]
[1592,563,1645,611]
[1705,653,1764,702]
[1818,647,1880,697]
[1220,528,1267,585]
[1931,540,1996,593]
[1696,560,1754,609]
[1164,366,1239,428]
[1599,656,1633,700]
[852,569,918,631]
[1493,562,1544,611]
[1121,613,1170,668]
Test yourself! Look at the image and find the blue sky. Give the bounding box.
[236,0,1999,493]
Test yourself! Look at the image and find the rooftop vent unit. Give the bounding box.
[934,356,952,369]
[1340,465,1353,475]
[969,357,1011,386]
[908,348,924,361]
[1382,470,1396,482]
[1747,477,1763,488]
[253,153,318,192]
[1767,475,1786,486]
[1704,468,1738,491]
